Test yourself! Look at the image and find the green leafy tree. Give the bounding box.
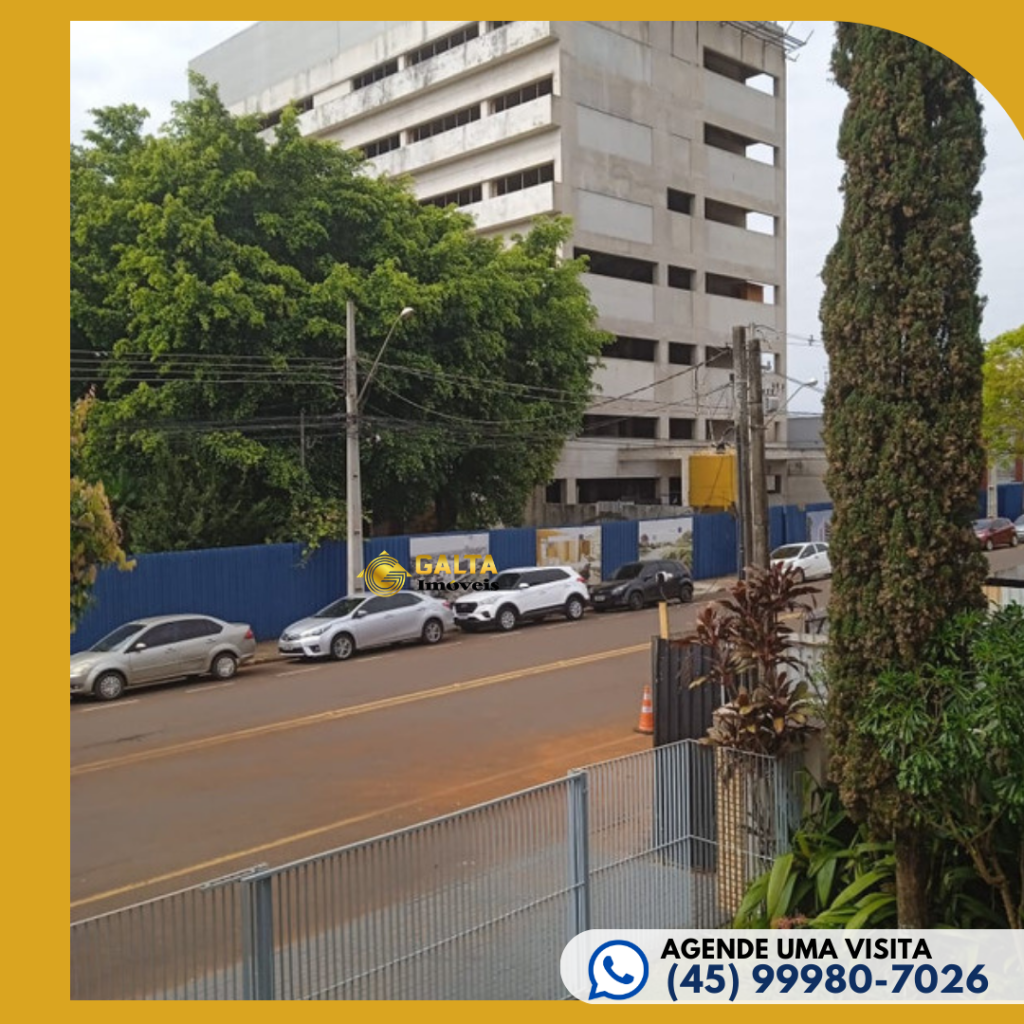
[71,395,134,630]
[71,77,607,551]
[819,24,988,926]
[982,325,1024,463]
[860,605,1024,928]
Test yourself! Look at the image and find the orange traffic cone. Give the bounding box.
[635,684,654,735]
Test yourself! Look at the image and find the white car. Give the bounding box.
[452,565,588,632]
[770,542,832,582]
[279,591,454,661]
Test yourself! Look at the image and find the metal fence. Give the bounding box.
[71,740,802,1000]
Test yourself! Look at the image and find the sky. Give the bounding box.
[70,20,1024,414]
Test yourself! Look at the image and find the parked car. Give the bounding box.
[279,591,454,661]
[70,614,256,701]
[589,559,694,612]
[769,542,832,582]
[452,565,588,632]
[973,517,1019,550]
[1015,514,1024,543]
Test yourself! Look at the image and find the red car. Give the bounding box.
[973,517,1019,550]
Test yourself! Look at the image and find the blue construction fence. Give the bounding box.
[979,482,1024,522]
[70,483,1021,651]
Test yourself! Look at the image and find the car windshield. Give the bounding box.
[89,622,146,652]
[314,597,365,618]
[974,519,996,530]
[490,572,522,590]
[771,545,804,560]
[612,563,643,580]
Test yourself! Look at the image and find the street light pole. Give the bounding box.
[732,325,752,579]
[345,300,363,595]
[747,329,769,571]
[345,302,415,595]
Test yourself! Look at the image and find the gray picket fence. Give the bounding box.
[71,739,801,1000]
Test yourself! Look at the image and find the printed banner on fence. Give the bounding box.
[409,532,491,587]
[560,930,1024,1004]
[807,508,833,543]
[638,517,694,565]
[535,526,602,583]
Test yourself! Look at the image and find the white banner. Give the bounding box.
[638,517,694,565]
[561,930,1024,1004]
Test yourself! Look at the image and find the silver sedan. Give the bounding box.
[71,614,257,701]
[279,591,455,661]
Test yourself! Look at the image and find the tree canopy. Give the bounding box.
[982,325,1024,463]
[819,24,988,925]
[71,77,607,552]
[71,394,133,631]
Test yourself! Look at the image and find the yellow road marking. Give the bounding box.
[71,643,648,778]
[70,731,648,914]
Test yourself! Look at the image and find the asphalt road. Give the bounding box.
[70,547,1022,919]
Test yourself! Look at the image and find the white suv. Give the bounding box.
[452,565,589,632]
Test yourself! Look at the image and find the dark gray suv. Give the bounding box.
[588,559,694,612]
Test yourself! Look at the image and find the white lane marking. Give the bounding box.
[274,665,322,678]
[77,699,140,713]
[185,682,235,694]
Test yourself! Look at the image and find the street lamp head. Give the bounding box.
[399,306,415,320]
[802,378,819,388]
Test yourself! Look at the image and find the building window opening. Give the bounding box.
[359,133,401,159]
[256,95,313,131]
[704,123,776,166]
[492,76,553,113]
[705,346,733,370]
[574,248,656,284]
[667,188,694,215]
[492,162,554,196]
[352,59,399,92]
[582,415,658,439]
[669,418,695,440]
[669,342,695,365]
[703,48,776,95]
[603,336,657,362]
[706,272,774,304]
[705,197,775,235]
[705,419,734,443]
[420,184,483,209]
[408,105,481,144]
[578,477,658,503]
[407,23,481,66]
[668,265,695,290]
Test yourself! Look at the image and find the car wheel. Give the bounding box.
[680,582,694,604]
[627,590,645,612]
[421,618,444,645]
[985,539,994,551]
[791,568,805,583]
[211,652,237,680]
[497,605,519,632]
[94,671,126,702]
[564,595,585,621]
[330,632,356,661]
[1012,535,1019,548]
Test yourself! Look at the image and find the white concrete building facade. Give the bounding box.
[191,21,799,513]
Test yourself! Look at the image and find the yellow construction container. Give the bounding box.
[689,451,737,509]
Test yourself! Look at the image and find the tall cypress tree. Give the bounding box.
[820,24,988,926]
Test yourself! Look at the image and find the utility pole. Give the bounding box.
[732,325,752,579]
[345,299,364,595]
[746,328,769,570]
